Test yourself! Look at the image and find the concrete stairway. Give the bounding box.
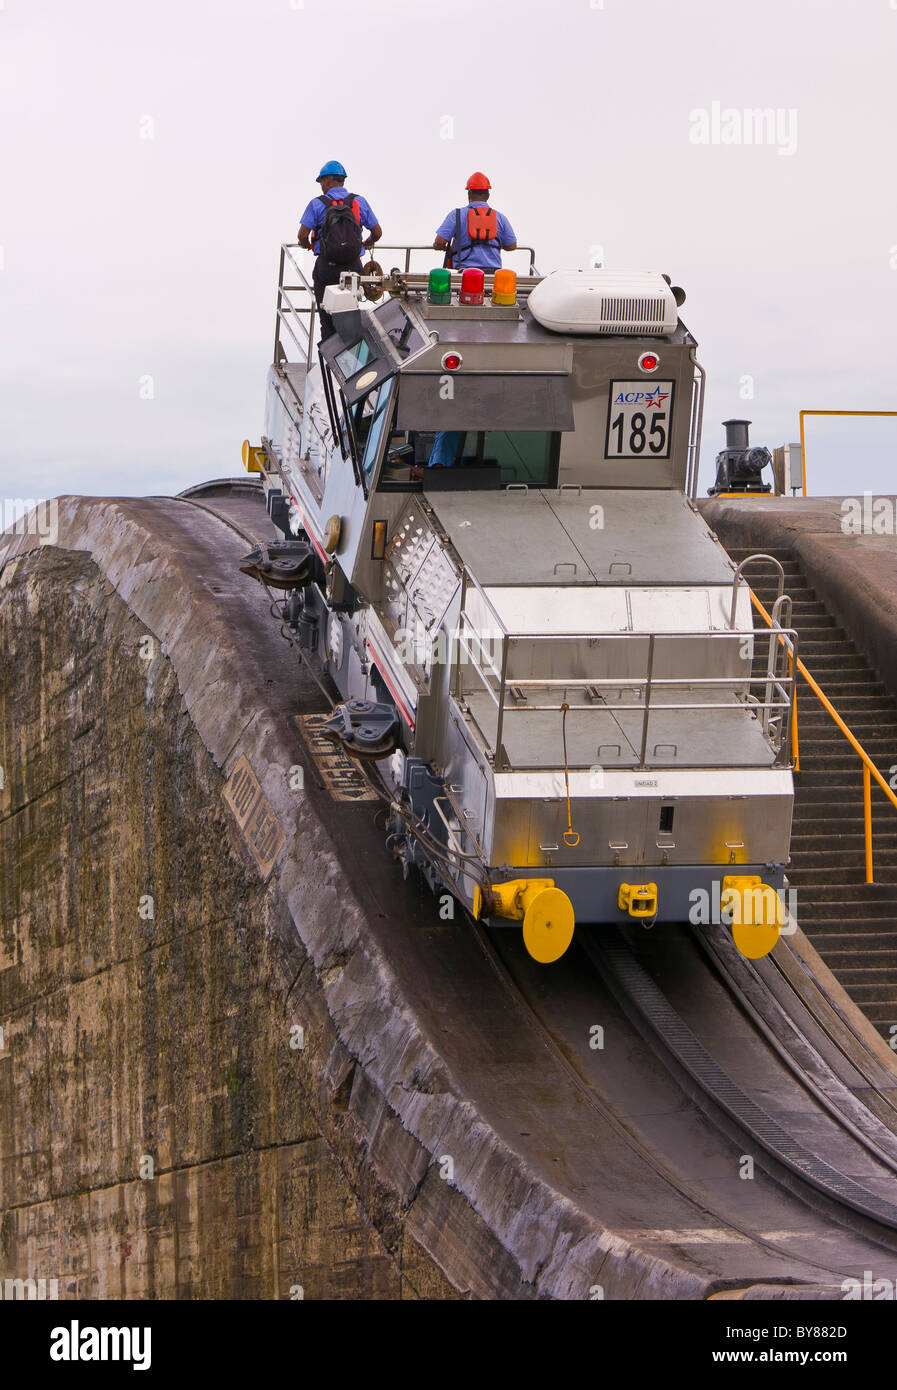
[725,544,897,1038]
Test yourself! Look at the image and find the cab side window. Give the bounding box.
[333,378,394,479]
[359,379,395,477]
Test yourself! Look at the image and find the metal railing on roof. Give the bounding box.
[272,241,541,382]
[375,244,540,276]
[453,624,796,774]
[274,243,317,378]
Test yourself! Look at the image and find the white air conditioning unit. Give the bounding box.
[528,269,679,336]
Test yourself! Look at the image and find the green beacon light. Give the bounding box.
[427,268,452,305]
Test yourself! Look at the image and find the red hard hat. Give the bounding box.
[465,171,491,190]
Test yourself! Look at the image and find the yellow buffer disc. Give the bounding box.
[732,919,781,960]
[729,883,784,960]
[522,887,575,964]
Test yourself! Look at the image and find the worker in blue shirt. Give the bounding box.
[432,172,517,271]
[298,161,382,339]
[410,430,465,479]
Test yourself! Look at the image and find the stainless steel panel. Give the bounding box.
[396,372,574,431]
[545,489,738,586]
[467,697,778,770]
[471,586,631,635]
[349,490,416,601]
[407,321,572,366]
[412,586,464,764]
[426,493,597,586]
[321,452,369,579]
[403,308,693,359]
[558,339,694,490]
[441,706,493,859]
[490,785,791,869]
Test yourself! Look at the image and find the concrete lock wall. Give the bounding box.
[0,544,458,1299]
[20,496,883,1301]
[0,499,719,1304]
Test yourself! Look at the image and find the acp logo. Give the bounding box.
[613,387,670,408]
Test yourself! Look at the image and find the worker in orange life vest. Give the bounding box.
[432,172,517,270]
[416,173,517,477]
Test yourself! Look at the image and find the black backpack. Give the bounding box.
[318,191,363,266]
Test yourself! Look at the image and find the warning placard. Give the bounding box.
[222,754,286,879]
[296,714,379,802]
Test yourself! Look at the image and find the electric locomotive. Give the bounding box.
[240,247,796,963]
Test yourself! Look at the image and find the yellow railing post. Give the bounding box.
[789,649,799,771]
[750,590,897,887]
[864,764,874,884]
[799,410,897,498]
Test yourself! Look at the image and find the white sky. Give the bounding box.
[1,0,895,504]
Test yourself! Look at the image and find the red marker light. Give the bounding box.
[441,351,463,371]
[638,351,660,373]
[459,268,485,306]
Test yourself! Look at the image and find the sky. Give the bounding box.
[1,0,895,510]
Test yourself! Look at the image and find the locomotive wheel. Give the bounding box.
[346,731,399,760]
[319,699,400,761]
[354,722,390,747]
[239,543,314,590]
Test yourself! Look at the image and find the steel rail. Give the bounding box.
[584,932,897,1245]
[480,922,897,1281]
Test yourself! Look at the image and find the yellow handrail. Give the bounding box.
[751,590,897,883]
[788,646,799,772]
[799,410,897,497]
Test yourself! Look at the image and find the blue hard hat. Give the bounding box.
[316,160,347,180]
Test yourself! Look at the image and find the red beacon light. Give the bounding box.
[441,351,463,371]
[638,351,660,373]
[459,268,485,306]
